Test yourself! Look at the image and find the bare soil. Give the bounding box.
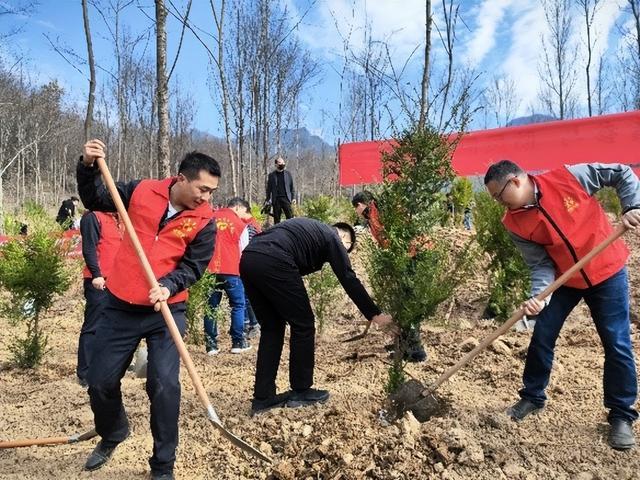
[1,228,640,480]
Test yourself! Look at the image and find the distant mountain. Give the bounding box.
[507,114,558,127]
[280,127,333,156]
[191,127,333,157]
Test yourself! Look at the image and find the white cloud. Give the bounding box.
[497,1,546,114]
[464,0,515,67]
[295,0,429,62]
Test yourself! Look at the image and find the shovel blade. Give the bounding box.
[208,418,272,463]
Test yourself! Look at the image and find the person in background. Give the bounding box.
[265,156,295,224]
[484,159,640,451]
[77,210,124,387]
[203,197,252,355]
[239,199,261,338]
[56,196,80,229]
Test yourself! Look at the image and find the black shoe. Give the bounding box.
[250,392,290,416]
[506,399,543,421]
[608,419,636,450]
[230,339,252,354]
[406,346,427,363]
[151,472,175,480]
[286,388,330,408]
[83,441,118,471]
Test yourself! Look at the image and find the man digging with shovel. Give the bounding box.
[485,160,640,450]
[77,139,220,479]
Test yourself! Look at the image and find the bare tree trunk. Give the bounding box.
[577,0,601,117]
[156,0,170,177]
[418,0,432,131]
[82,0,96,141]
[212,0,238,195]
[438,0,458,129]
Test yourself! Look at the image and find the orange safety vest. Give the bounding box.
[107,178,214,305]
[503,167,628,289]
[82,211,124,279]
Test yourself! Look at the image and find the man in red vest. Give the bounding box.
[484,160,640,450]
[204,197,251,355]
[77,210,124,387]
[77,139,220,480]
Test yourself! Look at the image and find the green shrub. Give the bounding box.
[595,187,622,216]
[365,127,477,392]
[306,264,340,333]
[302,195,336,223]
[473,191,530,321]
[0,222,74,368]
[185,271,217,345]
[450,177,474,224]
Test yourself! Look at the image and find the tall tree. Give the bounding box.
[82,0,96,141]
[155,0,170,177]
[539,0,578,119]
[576,0,602,117]
[482,74,521,127]
[418,0,432,132]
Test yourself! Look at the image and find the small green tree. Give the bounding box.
[185,271,217,345]
[595,187,622,216]
[303,196,342,332]
[0,223,74,368]
[365,127,476,392]
[473,191,530,321]
[449,177,474,225]
[306,264,340,333]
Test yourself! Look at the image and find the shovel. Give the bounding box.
[94,157,272,463]
[425,224,628,396]
[0,429,97,449]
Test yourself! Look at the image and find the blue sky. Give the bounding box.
[1,0,634,141]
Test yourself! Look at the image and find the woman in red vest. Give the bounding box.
[77,210,123,387]
[485,160,640,451]
[77,139,220,480]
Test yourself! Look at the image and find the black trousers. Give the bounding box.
[87,297,186,475]
[273,196,294,224]
[77,279,108,381]
[240,251,315,399]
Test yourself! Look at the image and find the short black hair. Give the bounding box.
[333,222,356,253]
[227,196,247,209]
[484,160,524,185]
[178,151,221,180]
[351,191,375,208]
[71,196,80,202]
[240,199,251,211]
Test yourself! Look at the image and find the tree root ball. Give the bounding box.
[386,379,450,422]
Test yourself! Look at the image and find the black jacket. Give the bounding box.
[266,169,295,203]
[244,218,381,320]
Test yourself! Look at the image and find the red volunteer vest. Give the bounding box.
[107,178,214,305]
[82,211,124,279]
[207,208,246,276]
[367,202,389,248]
[503,167,628,289]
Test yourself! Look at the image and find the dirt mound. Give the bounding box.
[1,229,639,479]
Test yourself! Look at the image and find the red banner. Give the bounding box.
[339,111,640,185]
